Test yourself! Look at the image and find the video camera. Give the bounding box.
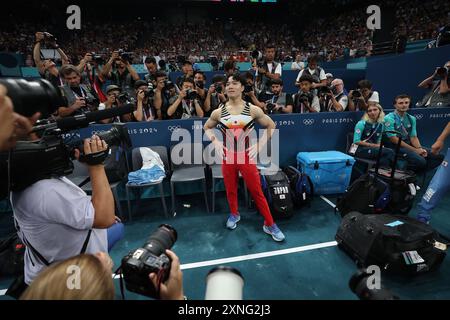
[0,78,133,197]
[121,224,177,299]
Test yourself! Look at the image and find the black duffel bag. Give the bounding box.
[336,212,447,275]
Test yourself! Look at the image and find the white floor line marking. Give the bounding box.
[179,241,338,270]
[320,195,336,209]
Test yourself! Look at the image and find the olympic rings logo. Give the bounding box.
[414,114,423,120]
[167,125,181,132]
[303,119,315,126]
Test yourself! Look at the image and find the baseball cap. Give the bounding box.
[325,73,334,78]
[106,85,120,94]
[134,80,148,89]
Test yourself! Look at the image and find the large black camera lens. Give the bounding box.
[144,224,178,256]
[0,78,63,118]
[352,90,362,98]
[97,123,132,149]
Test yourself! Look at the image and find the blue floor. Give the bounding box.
[2,180,450,300]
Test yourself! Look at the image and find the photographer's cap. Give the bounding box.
[106,85,120,94]
[325,73,334,78]
[134,80,148,90]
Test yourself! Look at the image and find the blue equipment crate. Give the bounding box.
[296,151,355,195]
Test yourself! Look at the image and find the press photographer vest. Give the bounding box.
[60,84,97,114]
[260,61,279,93]
[267,93,287,112]
[303,67,323,83]
[325,92,345,112]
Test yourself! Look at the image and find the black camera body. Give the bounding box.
[185,89,198,100]
[244,84,253,93]
[266,102,277,114]
[195,81,205,90]
[435,66,449,80]
[121,224,177,299]
[298,92,313,104]
[214,83,223,94]
[118,49,133,63]
[164,80,175,90]
[352,89,362,98]
[43,32,56,42]
[144,83,155,99]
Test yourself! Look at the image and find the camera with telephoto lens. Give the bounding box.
[164,80,175,90]
[117,92,133,104]
[145,83,155,99]
[435,66,448,80]
[91,53,104,65]
[251,50,264,68]
[349,268,399,300]
[185,89,198,100]
[121,224,177,299]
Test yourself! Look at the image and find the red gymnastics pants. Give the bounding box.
[221,152,275,226]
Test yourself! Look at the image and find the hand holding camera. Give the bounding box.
[137,90,146,102]
[149,249,184,300]
[35,32,45,42]
[73,97,87,110]
[74,135,109,166]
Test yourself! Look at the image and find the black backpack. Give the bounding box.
[260,170,294,219]
[104,146,128,183]
[283,166,314,207]
[0,233,25,277]
[336,212,447,275]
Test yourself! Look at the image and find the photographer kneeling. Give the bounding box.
[11,134,124,287]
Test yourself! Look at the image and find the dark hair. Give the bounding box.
[182,60,193,66]
[298,74,314,84]
[194,70,206,81]
[182,76,195,86]
[358,80,373,89]
[227,72,246,87]
[244,71,254,81]
[134,80,147,90]
[265,44,275,50]
[212,74,226,85]
[144,56,156,64]
[154,71,167,79]
[60,64,80,77]
[394,94,411,104]
[271,78,283,86]
[224,59,236,72]
[307,55,319,64]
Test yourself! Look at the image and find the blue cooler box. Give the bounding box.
[296,151,355,195]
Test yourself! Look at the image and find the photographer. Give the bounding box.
[144,56,158,83]
[58,65,99,117]
[77,53,107,102]
[224,59,238,78]
[11,134,124,286]
[194,70,207,102]
[242,71,261,106]
[416,61,450,107]
[167,77,204,119]
[33,32,69,89]
[348,80,380,112]
[291,54,305,71]
[101,51,140,97]
[21,250,184,300]
[175,61,194,88]
[134,80,156,122]
[98,85,122,124]
[153,71,174,120]
[295,55,327,91]
[262,78,293,114]
[293,74,320,113]
[254,44,282,102]
[321,79,349,112]
[204,75,227,117]
[0,85,40,151]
